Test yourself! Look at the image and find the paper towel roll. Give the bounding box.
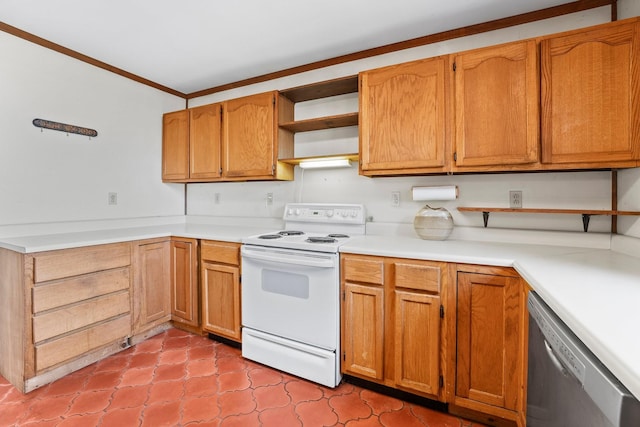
[412,185,458,201]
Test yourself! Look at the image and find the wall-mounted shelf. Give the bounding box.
[279,153,358,166]
[457,207,640,232]
[279,112,358,132]
[280,75,358,103]
[278,75,359,134]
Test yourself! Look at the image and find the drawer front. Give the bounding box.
[343,256,384,285]
[393,261,442,293]
[33,267,130,313]
[201,241,239,265]
[33,290,130,343]
[33,243,131,283]
[35,314,131,372]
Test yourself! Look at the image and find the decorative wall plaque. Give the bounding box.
[32,118,98,137]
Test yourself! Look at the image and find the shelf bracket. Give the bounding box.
[582,214,591,232]
[482,211,490,228]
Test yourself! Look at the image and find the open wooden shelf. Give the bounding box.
[279,75,358,103]
[457,207,640,232]
[279,112,358,132]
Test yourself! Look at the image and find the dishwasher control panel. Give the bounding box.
[528,296,586,384]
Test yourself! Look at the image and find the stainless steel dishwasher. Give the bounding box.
[527,292,640,427]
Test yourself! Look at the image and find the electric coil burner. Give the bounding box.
[241,203,366,387]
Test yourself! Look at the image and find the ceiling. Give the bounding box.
[1,0,586,96]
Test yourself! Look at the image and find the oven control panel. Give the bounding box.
[283,203,365,224]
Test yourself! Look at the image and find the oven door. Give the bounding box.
[240,244,339,350]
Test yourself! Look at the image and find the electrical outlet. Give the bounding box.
[509,190,523,209]
[108,192,117,206]
[391,191,400,207]
[214,193,220,204]
[266,192,273,206]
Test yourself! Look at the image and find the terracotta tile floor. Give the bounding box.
[0,328,486,427]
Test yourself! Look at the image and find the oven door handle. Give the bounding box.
[241,246,336,268]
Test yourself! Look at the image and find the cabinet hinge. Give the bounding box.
[342,291,345,301]
[453,62,457,72]
[440,305,444,319]
[439,375,444,389]
[272,164,276,173]
[453,152,457,162]
[343,351,346,361]
[273,94,276,106]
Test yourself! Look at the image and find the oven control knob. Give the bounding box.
[341,210,348,218]
[326,210,334,217]
[295,209,301,216]
[350,210,358,218]
[287,208,293,216]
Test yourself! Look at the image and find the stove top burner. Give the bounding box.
[306,236,337,244]
[278,230,305,236]
[327,234,350,239]
[258,234,282,240]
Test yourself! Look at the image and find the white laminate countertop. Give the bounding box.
[0,222,276,253]
[340,234,640,401]
[1,220,639,401]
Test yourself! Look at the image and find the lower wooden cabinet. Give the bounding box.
[132,238,171,334]
[0,243,133,393]
[342,281,385,380]
[341,254,446,401]
[170,237,199,329]
[200,240,242,342]
[450,265,527,426]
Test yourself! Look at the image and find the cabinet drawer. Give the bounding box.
[33,290,130,343]
[201,241,239,265]
[343,257,384,285]
[393,261,442,293]
[32,267,130,313]
[33,243,131,283]
[35,314,131,372]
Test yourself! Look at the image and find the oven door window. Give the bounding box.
[261,269,309,299]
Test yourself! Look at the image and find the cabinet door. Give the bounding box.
[222,91,276,178]
[394,290,441,396]
[453,40,539,169]
[455,272,522,412]
[201,261,241,341]
[342,282,384,380]
[134,241,171,333]
[541,21,640,166]
[170,238,198,327]
[162,110,190,181]
[359,57,449,175]
[190,104,222,180]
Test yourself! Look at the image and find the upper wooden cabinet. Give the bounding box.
[541,19,640,168]
[222,91,294,181]
[162,104,221,182]
[163,91,294,183]
[452,40,540,171]
[162,109,190,181]
[190,104,222,180]
[359,57,450,176]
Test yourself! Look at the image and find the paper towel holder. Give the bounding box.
[411,185,459,201]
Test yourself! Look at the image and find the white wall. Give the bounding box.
[0,31,186,226]
[188,6,638,237]
[616,0,640,238]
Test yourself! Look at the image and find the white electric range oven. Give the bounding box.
[240,203,366,387]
